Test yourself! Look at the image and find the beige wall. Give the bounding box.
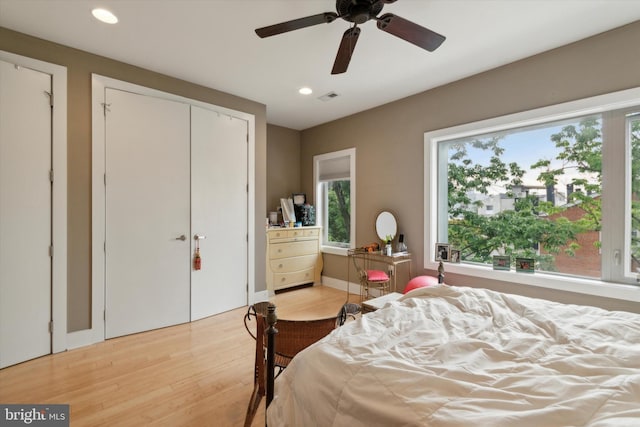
[299,21,640,313]
[266,125,301,219]
[0,27,268,332]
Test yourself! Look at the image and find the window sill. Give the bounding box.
[321,246,350,256]
[427,261,640,303]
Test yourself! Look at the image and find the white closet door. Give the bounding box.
[191,106,248,320]
[105,88,190,339]
[0,60,52,367]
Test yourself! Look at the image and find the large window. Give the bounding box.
[425,88,640,300]
[314,148,356,254]
[441,115,603,278]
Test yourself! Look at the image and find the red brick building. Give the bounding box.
[543,201,601,278]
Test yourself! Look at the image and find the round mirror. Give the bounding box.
[375,211,397,242]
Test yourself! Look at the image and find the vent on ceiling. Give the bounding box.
[318,92,339,102]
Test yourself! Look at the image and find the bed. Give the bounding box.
[266,285,640,426]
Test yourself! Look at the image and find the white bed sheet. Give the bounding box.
[267,285,640,427]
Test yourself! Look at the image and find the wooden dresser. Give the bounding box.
[266,226,323,291]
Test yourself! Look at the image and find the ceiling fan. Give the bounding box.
[255,0,446,75]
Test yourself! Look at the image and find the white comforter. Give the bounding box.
[267,285,640,427]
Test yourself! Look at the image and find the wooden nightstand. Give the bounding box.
[362,292,403,313]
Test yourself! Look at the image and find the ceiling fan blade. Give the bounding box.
[255,12,338,38]
[376,13,445,52]
[332,27,361,75]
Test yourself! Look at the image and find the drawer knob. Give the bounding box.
[278,264,283,269]
[281,277,286,282]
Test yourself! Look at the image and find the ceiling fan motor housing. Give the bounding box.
[337,0,385,24]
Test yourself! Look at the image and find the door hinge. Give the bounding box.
[49,169,54,183]
[104,310,106,321]
[49,245,54,257]
[48,321,53,334]
[246,183,249,193]
[104,241,106,253]
[102,102,111,116]
[246,233,249,242]
[44,91,53,107]
[104,173,106,186]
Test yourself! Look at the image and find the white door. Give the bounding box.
[0,60,52,367]
[105,88,190,339]
[191,107,248,320]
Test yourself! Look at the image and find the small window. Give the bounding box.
[314,149,356,254]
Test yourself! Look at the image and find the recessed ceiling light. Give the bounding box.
[299,87,313,95]
[92,8,118,24]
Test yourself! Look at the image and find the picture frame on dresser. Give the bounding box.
[291,193,306,205]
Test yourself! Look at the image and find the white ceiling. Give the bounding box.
[1,0,640,130]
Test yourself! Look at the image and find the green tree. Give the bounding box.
[327,180,350,244]
[447,118,602,269]
[531,117,602,237]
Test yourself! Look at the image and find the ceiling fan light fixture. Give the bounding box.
[92,8,118,24]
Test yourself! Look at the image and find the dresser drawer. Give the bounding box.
[273,268,315,290]
[288,228,319,239]
[269,240,318,259]
[269,254,317,273]
[268,227,320,242]
[268,229,289,241]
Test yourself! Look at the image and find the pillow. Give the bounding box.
[366,270,389,282]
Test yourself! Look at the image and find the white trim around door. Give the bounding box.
[89,74,256,346]
[0,50,67,356]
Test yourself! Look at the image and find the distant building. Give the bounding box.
[461,185,605,278]
[542,199,601,278]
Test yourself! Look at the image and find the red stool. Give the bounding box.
[360,269,390,300]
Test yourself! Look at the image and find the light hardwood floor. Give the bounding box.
[0,285,359,427]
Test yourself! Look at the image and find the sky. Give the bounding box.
[448,116,601,197]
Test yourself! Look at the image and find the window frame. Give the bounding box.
[313,148,356,256]
[424,87,640,303]
[625,113,640,279]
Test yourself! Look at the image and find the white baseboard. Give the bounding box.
[321,276,353,293]
[66,329,99,350]
[251,290,270,304]
[322,275,386,298]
